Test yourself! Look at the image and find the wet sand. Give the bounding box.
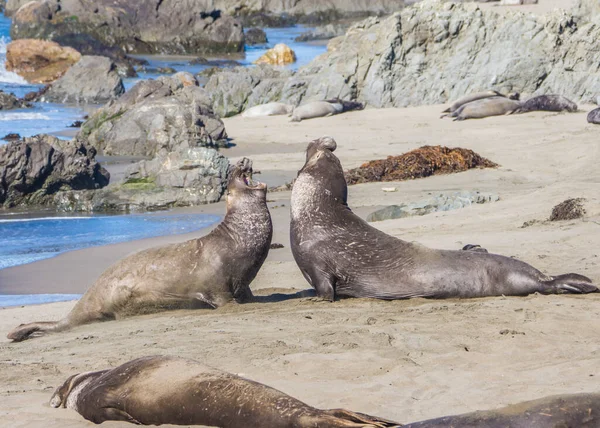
[0,103,599,427]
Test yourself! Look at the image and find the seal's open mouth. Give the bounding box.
[242,173,266,190]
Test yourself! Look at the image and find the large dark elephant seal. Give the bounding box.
[290,137,598,301]
[403,393,600,427]
[587,107,600,124]
[8,159,273,342]
[291,100,364,122]
[50,355,400,427]
[448,97,522,121]
[519,94,578,112]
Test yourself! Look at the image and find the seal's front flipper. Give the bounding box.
[544,273,598,294]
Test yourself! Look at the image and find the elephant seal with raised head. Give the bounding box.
[519,94,578,113]
[290,136,597,301]
[291,99,364,122]
[241,102,294,118]
[403,393,600,427]
[50,355,400,427]
[8,158,272,342]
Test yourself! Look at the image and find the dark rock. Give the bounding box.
[0,90,31,110]
[2,133,21,141]
[69,121,83,128]
[0,135,110,208]
[245,28,268,45]
[22,85,50,103]
[45,56,125,104]
[549,198,586,221]
[79,72,227,157]
[270,243,285,249]
[345,146,498,185]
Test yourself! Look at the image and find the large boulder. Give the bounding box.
[79,72,227,157]
[54,148,230,212]
[10,0,244,55]
[0,90,31,110]
[0,135,110,208]
[6,39,81,84]
[45,56,125,104]
[254,43,296,65]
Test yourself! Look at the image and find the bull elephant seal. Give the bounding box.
[241,102,294,118]
[291,99,364,122]
[449,97,522,121]
[7,159,273,342]
[587,107,600,124]
[290,136,598,301]
[403,393,600,427]
[50,355,400,427]
[519,94,578,112]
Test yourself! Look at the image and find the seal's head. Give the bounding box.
[226,157,267,211]
[50,370,106,409]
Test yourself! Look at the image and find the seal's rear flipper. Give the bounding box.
[546,273,598,294]
[7,321,59,342]
[320,408,402,427]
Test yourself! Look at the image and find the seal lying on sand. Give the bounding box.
[290,136,598,301]
[446,97,522,121]
[588,107,600,124]
[7,159,272,342]
[403,393,600,427]
[441,91,520,115]
[241,102,294,118]
[51,355,401,427]
[519,94,578,112]
[291,99,364,122]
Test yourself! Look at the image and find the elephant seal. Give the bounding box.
[442,90,504,114]
[403,393,600,427]
[290,136,598,301]
[519,94,578,112]
[241,102,294,118]
[7,159,272,342]
[50,355,400,427]
[448,97,522,121]
[291,100,364,122]
[587,107,600,124]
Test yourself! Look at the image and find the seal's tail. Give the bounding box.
[545,273,598,294]
[7,321,64,342]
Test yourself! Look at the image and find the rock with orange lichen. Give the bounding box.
[254,43,296,66]
[344,146,498,185]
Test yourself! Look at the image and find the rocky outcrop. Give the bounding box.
[245,28,268,45]
[45,56,124,104]
[204,65,294,117]
[255,43,296,65]
[0,135,110,208]
[6,39,81,84]
[10,0,244,55]
[79,72,227,157]
[54,148,230,212]
[294,23,349,41]
[0,90,31,110]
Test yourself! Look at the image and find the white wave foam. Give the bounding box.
[0,36,28,85]
[0,216,95,223]
[0,112,51,121]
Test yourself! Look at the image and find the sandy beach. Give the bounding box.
[1,103,599,426]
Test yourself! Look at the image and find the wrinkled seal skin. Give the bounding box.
[450,97,522,121]
[291,100,364,122]
[7,159,273,342]
[587,107,600,124]
[403,393,600,427]
[519,94,578,113]
[50,355,401,428]
[290,137,598,301]
[241,102,294,118]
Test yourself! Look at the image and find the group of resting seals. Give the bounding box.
[51,355,600,427]
[441,91,579,121]
[241,99,364,121]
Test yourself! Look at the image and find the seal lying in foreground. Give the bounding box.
[290,137,598,301]
[291,99,364,122]
[403,393,600,427]
[50,355,401,427]
[8,159,272,342]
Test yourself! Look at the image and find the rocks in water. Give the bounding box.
[2,133,21,141]
[0,90,30,110]
[549,198,586,221]
[204,65,294,117]
[245,28,268,45]
[6,39,81,83]
[11,0,244,56]
[366,191,500,222]
[255,43,296,65]
[55,148,230,212]
[0,135,110,208]
[345,146,498,185]
[79,72,227,157]
[45,56,125,104]
[69,121,83,128]
[294,23,348,42]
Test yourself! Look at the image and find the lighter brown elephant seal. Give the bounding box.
[50,355,401,427]
[8,159,272,342]
[448,96,522,121]
[403,393,600,427]
[290,136,598,301]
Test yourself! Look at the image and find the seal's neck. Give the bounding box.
[291,173,348,219]
[219,201,272,249]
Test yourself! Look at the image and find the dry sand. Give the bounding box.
[1,103,599,427]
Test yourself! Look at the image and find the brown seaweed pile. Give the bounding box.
[549,198,586,221]
[344,145,498,185]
